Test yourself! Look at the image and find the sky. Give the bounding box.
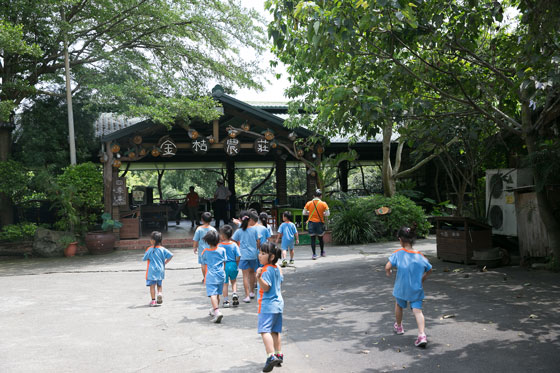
[232,0,290,103]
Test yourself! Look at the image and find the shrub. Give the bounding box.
[0,223,38,241]
[330,194,430,244]
[330,207,383,244]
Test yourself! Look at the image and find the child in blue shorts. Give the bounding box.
[142,231,173,307]
[219,225,241,308]
[201,230,227,323]
[194,212,217,282]
[275,211,299,268]
[232,210,260,303]
[256,242,284,372]
[385,225,432,347]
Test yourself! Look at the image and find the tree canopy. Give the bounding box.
[0,0,267,125]
[266,0,560,256]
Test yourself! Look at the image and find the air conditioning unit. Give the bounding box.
[485,169,533,236]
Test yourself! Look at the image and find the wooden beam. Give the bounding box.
[213,119,219,142]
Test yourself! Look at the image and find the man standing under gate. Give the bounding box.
[186,186,200,228]
[213,179,231,229]
[303,189,330,260]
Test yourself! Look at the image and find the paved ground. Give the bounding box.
[1,237,559,372]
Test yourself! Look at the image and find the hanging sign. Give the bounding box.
[192,138,208,154]
[254,137,271,156]
[112,177,127,206]
[158,136,177,157]
[224,137,240,156]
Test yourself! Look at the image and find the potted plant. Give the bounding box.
[85,213,123,255]
[59,234,78,257]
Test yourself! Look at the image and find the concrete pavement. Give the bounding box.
[1,238,559,372]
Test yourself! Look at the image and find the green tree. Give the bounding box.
[0,0,267,225]
[14,94,98,169]
[0,0,266,148]
[266,0,560,259]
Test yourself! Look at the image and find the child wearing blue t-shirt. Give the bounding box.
[193,212,217,282]
[201,230,227,323]
[385,225,432,348]
[275,211,299,268]
[256,242,284,372]
[258,212,273,242]
[219,225,241,308]
[142,231,173,307]
[232,210,260,303]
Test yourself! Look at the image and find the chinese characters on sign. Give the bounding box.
[224,138,240,156]
[192,139,208,154]
[157,136,177,157]
[254,137,271,156]
[112,177,127,206]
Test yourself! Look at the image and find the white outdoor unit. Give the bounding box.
[485,168,533,236]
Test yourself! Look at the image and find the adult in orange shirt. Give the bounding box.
[302,189,330,260]
[186,186,200,228]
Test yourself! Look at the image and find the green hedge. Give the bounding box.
[330,194,430,245]
[0,223,38,241]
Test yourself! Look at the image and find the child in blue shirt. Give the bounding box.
[385,225,432,348]
[275,211,299,268]
[219,225,241,308]
[232,210,260,303]
[142,231,173,307]
[258,212,273,243]
[201,230,227,323]
[256,242,284,372]
[193,212,217,282]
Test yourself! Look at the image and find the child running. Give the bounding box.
[193,212,217,283]
[219,225,241,308]
[256,242,284,372]
[232,210,260,303]
[275,211,299,267]
[142,231,173,307]
[385,225,432,347]
[201,230,227,323]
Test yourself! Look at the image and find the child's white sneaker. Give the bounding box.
[211,310,223,323]
[223,300,230,308]
[232,293,239,307]
[242,296,251,303]
[156,293,163,304]
[249,292,255,299]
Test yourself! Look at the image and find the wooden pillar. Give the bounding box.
[339,160,349,193]
[275,154,287,205]
[226,159,236,218]
[103,141,114,215]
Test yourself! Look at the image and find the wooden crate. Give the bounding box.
[120,217,140,239]
[435,217,492,264]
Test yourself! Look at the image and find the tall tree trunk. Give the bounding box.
[382,120,396,197]
[521,102,560,260]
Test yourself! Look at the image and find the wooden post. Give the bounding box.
[213,119,219,143]
[226,159,236,219]
[339,161,349,193]
[103,142,114,214]
[275,154,287,205]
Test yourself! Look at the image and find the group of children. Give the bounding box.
[142,210,431,372]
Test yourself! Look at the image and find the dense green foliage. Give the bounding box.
[0,222,37,241]
[14,95,99,169]
[330,207,382,245]
[0,160,32,204]
[330,194,430,244]
[33,162,103,234]
[1,0,266,124]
